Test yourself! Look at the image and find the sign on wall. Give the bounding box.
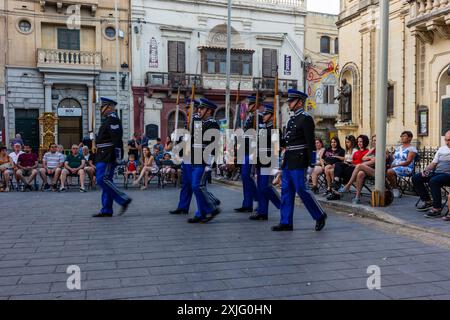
[149,37,158,68]
[284,55,291,76]
[57,107,82,117]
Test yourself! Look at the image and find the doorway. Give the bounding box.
[15,109,39,152]
[59,117,82,149]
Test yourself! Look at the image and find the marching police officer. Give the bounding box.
[92,97,132,217]
[188,98,221,223]
[234,95,264,213]
[250,104,281,221]
[170,99,199,215]
[272,89,327,231]
[170,99,220,215]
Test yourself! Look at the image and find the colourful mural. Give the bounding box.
[305,59,339,110]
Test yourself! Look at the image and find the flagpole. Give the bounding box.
[225,0,232,130]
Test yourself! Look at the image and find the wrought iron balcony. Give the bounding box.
[37,48,101,70]
[253,77,298,93]
[407,0,450,43]
[145,72,203,89]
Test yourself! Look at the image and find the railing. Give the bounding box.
[37,48,101,69]
[253,77,298,93]
[145,72,203,89]
[408,0,450,22]
[250,0,305,8]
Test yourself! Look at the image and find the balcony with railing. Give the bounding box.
[253,77,298,94]
[145,72,203,90]
[37,48,102,71]
[407,0,450,43]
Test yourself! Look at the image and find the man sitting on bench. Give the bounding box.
[60,144,86,192]
[413,130,450,218]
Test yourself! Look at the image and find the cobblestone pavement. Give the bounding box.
[1,184,450,300]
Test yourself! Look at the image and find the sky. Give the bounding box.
[307,0,340,15]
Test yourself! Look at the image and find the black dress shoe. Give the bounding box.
[234,207,253,213]
[271,224,293,231]
[92,213,113,218]
[170,208,189,215]
[326,193,340,201]
[315,213,328,231]
[249,214,268,221]
[203,208,221,222]
[118,198,132,216]
[188,216,204,224]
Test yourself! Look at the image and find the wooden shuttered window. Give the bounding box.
[168,41,185,73]
[387,84,394,117]
[262,48,277,78]
[57,29,80,50]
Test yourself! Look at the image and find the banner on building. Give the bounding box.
[149,37,158,68]
[284,55,291,76]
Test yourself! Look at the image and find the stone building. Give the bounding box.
[304,11,340,142]
[337,0,450,147]
[2,0,131,151]
[131,0,306,141]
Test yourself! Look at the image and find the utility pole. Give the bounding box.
[372,0,389,207]
[225,0,232,129]
[115,0,120,116]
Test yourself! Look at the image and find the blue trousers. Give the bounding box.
[177,163,193,211]
[257,170,281,216]
[280,167,325,225]
[412,172,450,209]
[192,165,216,218]
[96,162,130,215]
[241,155,258,208]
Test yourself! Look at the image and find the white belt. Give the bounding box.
[286,144,307,151]
[97,143,114,148]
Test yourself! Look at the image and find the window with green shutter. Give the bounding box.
[57,29,80,50]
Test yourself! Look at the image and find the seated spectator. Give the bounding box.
[125,153,139,185]
[386,131,418,198]
[413,130,450,218]
[324,135,356,196]
[9,143,24,185]
[160,153,176,184]
[164,136,174,154]
[82,146,96,188]
[153,146,164,164]
[39,143,65,191]
[327,135,370,201]
[57,145,66,160]
[60,144,86,192]
[0,146,14,192]
[10,133,24,149]
[309,138,326,194]
[134,146,158,190]
[16,144,38,191]
[128,133,141,159]
[318,137,345,195]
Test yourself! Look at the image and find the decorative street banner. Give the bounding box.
[284,55,291,75]
[149,37,158,68]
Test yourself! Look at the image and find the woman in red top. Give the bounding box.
[327,135,370,201]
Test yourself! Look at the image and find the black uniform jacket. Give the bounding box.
[95,112,123,163]
[280,109,315,170]
[191,116,220,166]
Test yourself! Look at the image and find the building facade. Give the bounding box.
[131,0,306,141]
[304,11,340,142]
[2,0,131,151]
[337,0,450,148]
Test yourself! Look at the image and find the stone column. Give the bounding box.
[44,83,52,113]
[87,85,94,134]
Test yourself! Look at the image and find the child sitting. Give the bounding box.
[160,153,176,184]
[125,153,139,185]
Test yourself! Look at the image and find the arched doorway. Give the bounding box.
[167,111,187,138]
[439,65,450,140]
[57,98,82,149]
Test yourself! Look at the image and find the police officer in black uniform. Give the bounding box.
[272,90,327,231]
[92,97,132,217]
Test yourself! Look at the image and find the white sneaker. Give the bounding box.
[393,189,400,198]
